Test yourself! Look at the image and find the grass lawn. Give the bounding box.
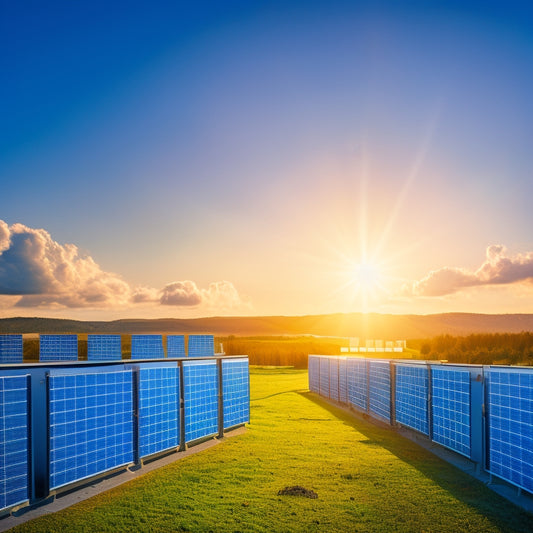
[11,367,533,532]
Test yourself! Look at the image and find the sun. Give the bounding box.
[352,261,381,288]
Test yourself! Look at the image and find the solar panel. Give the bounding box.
[329,358,339,401]
[138,364,179,458]
[431,367,471,457]
[487,368,533,493]
[87,334,122,361]
[395,364,429,435]
[319,357,330,397]
[0,375,29,511]
[131,335,164,359]
[166,335,186,358]
[338,358,348,404]
[0,334,23,363]
[182,360,219,442]
[308,356,320,393]
[347,358,367,411]
[48,369,134,489]
[40,334,78,361]
[222,358,250,429]
[368,361,391,422]
[188,335,215,357]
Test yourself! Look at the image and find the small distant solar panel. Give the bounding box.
[138,364,179,458]
[308,356,320,393]
[131,335,164,359]
[368,361,391,423]
[487,368,533,493]
[48,369,134,489]
[0,375,29,511]
[87,335,122,361]
[167,335,186,358]
[222,358,250,429]
[182,360,219,442]
[395,364,429,435]
[319,357,330,397]
[431,367,471,457]
[40,335,78,361]
[338,358,348,404]
[188,335,215,357]
[0,334,23,363]
[347,358,367,411]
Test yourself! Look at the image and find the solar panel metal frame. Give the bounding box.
[87,334,122,361]
[39,335,78,362]
[222,358,250,429]
[130,335,164,360]
[395,364,429,435]
[187,335,215,357]
[0,335,23,364]
[166,335,186,358]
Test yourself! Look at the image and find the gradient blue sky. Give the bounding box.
[2,0,533,319]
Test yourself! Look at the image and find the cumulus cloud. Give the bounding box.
[0,219,246,312]
[404,245,533,297]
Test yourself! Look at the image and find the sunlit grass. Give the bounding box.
[11,367,532,532]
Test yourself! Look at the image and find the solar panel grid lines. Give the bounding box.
[87,335,122,361]
[368,361,391,422]
[308,356,320,393]
[182,360,219,442]
[138,365,179,458]
[131,335,164,359]
[329,358,339,401]
[395,364,429,435]
[488,369,533,493]
[222,359,250,429]
[40,334,78,361]
[188,335,215,357]
[48,369,134,490]
[319,358,330,397]
[167,335,186,358]
[0,375,29,511]
[347,358,367,411]
[0,335,23,363]
[338,358,348,404]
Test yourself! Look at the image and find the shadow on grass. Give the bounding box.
[251,389,308,402]
[299,390,533,533]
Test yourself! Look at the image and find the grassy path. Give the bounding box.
[11,367,533,532]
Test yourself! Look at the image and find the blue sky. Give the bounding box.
[1,0,533,319]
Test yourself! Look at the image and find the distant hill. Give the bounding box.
[2,312,533,339]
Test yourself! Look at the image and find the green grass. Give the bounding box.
[12,367,532,532]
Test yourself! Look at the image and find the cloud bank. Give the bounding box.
[0,220,245,311]
[405,245,533,297]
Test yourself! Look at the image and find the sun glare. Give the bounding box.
[353,261,381,287]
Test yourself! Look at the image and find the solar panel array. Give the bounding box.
[487,369,533,492]
[319,358,330,397]
[48,369,134,489]
[138,364,179,458]
[347,358,367,410]
[188,335,215,357]
[87,334,122,361]
[329,358,339,401]
[368,361,391,422]
[308,356,320,393]
[432,368,471,457]
[167,335,186,358]
[131,335,164,359]
[40,334,78,361]
[338,358,348,404]
[395,365,429,435]
[0,375,29,511]
[222,358,250,429]
[183,360,219,442]
[0,335,23,363]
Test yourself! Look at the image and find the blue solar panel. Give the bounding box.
[138,364,179,458]
[308,356,320,393]
[347,358,367,410]
[0,375,29,511]
[338,358,348,404]
[319,357,330,397]
[87,335,122,361]
[188,335,215,357]
[167,335,186,358]
[48,369,134,489]
[369,361,391,422]
[0,335,23,363]
[395,365,429,435]
[183,360,219,442]
[487,368,533,493]
[329,358,339,401]
[131,335,164,359]
[222,358,250,429]
[431,367,471,457]
[40,334,78,361]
